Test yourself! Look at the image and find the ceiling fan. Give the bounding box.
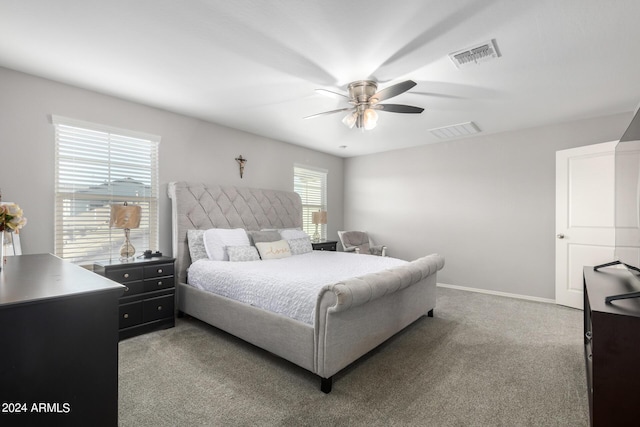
[304,80,424,130]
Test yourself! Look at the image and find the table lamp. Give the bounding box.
[110,202,141,259]
[311,210,327,243]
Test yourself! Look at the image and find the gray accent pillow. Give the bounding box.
[247,230,281,246]
[227,245,261,262]
[187,229,207,262]
[279,228,307,240]
[288,237,313,255]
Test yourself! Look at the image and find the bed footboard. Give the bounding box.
[314,254,444,384]
[325,254,444,312]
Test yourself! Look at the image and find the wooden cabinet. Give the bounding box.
[0,254,124,426]
[311,240,337,251]
[94,256,175,340]
[583,266,640,426]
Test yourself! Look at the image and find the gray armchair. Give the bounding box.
[337,231,387,256]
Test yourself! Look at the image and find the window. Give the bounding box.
[294,165,327,240]
[53,116,160,264]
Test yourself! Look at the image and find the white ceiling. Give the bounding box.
[1,0,639,157]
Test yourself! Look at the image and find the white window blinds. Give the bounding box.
[293,165,327,239]
[52,116,160,264]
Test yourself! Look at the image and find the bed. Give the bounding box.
[168,181,444,392]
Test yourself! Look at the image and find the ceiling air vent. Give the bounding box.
[429,122,481,139]
[449,39,500,68]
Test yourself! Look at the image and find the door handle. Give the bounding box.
[557,234,565,239]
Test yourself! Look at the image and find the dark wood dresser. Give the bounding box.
[94,256,175,340]
[0,254,124,427]
[583,266,640,426]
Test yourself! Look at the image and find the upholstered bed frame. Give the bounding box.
[168,181,444,392]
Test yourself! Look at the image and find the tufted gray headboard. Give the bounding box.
[167,182,303,283]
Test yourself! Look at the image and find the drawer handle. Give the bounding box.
[157,281,163,286]
[588,353,592,360]
[157,305,163,311]
[585,331,592,341]
[123,313,129,319]
[157,268,163,274]
[124,273,130,279]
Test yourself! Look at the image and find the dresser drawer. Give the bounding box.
[143,276,175,292]
[143,294,174,323]
[119,301,142,329]
[144,263,174,279]
[120,280,144,297]
[106,267,143,283]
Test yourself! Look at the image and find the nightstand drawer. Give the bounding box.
[121,280,144,297]
[312,241,337,251]
[119,301,142,329]
[143,294,174,322]
[106,268,143,283]
[143,276,175,292]
[144,263,174,279]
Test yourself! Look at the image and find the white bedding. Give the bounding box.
[187,251,407,325]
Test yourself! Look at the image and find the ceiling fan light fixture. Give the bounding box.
[363,108,378,130]
[342,112,357,128]
[308,79,422,131]
[364,119,377,130]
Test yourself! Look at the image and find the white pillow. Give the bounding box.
[279,228,308,240]
[255,240,292,260]
[203,228,250,261]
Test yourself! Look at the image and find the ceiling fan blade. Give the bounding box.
[304,107,354,119]
[370,80,417,103]
[315,88,350,100]
[373,104,424,114]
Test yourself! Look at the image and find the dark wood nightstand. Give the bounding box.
[312,240,338,251]
[94,256,175,340]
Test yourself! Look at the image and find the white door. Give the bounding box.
[555,141,617,309]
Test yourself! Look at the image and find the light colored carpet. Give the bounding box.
[118,287,588,426]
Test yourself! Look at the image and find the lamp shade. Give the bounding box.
[110,204,141,229]
[312,210,327,225]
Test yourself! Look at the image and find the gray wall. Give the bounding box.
[0,67,344,257]
[344,113,632,300]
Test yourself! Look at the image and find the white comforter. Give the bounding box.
[187,251,407,325]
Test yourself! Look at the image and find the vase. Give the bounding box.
[0,232,4,272]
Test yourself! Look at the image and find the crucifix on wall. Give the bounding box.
[235,155,247,178]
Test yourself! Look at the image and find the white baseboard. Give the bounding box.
[437,282,556,304]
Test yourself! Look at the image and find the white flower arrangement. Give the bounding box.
[0,203,27,233]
